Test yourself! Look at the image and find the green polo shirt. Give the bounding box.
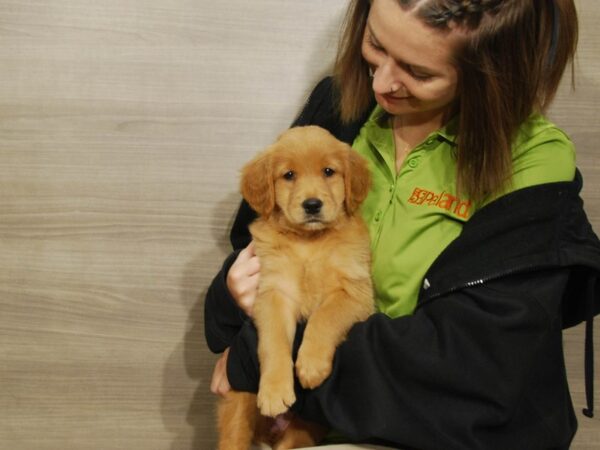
[353,106,576,318]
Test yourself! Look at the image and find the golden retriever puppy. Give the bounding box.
[217,125,374,450]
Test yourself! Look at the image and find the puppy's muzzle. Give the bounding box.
[302,198,323,216]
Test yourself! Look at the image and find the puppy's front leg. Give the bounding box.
[296,288,372,389]
[254,290,298,417]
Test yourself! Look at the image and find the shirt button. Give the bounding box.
[408,158,419,168]
[374,211,382,222]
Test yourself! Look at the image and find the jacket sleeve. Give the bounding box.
[204,249,248,353]
[226,268,571,448]
[204,187,257,353]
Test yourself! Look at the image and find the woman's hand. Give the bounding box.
[226,241,260,317]
[210,347,231,397]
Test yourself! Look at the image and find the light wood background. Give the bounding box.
[0,1,598,449]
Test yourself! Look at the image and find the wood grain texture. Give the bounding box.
[0,1,598,449]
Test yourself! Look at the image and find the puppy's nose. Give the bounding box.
[302,198,323,215]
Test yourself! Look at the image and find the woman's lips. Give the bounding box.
[381,93,410,102]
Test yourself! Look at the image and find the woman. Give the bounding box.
[206,0,600,448]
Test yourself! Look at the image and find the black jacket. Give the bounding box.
[204,77,600,449]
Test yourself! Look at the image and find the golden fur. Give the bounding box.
[217,125,374,450]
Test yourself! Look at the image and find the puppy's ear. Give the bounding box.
[344,148,371,214]
[240,148,275,217]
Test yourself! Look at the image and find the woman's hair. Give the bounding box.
[333,0,579,201]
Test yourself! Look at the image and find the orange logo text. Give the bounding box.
[408,187,472,219]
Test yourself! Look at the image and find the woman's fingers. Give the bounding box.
[227,242,260,316]
[210,348,231,397]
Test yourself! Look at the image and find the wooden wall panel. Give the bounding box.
[0,1,598,449]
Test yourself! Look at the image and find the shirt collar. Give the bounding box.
[364,105,458,148]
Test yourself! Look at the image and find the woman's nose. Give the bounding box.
[371,57,400,94]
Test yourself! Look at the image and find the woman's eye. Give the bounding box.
[323,168,335,177]
[283,170,295,181]
[409,67,433,81]
[367,36,384,52]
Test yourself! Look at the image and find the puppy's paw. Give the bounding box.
[295,346,333,389]
[257,376,296,417]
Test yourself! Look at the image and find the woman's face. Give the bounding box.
[361,0,462,122]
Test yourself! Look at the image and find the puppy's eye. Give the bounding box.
[323,168,335,177]
[283,170,295,181]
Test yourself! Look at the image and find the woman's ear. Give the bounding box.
[240,147,275,217]
[344,148,371,214]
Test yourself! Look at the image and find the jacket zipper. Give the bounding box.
[417,264,549,308]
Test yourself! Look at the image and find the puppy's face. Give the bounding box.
[241,126,370,232]
[272,144,345,230]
